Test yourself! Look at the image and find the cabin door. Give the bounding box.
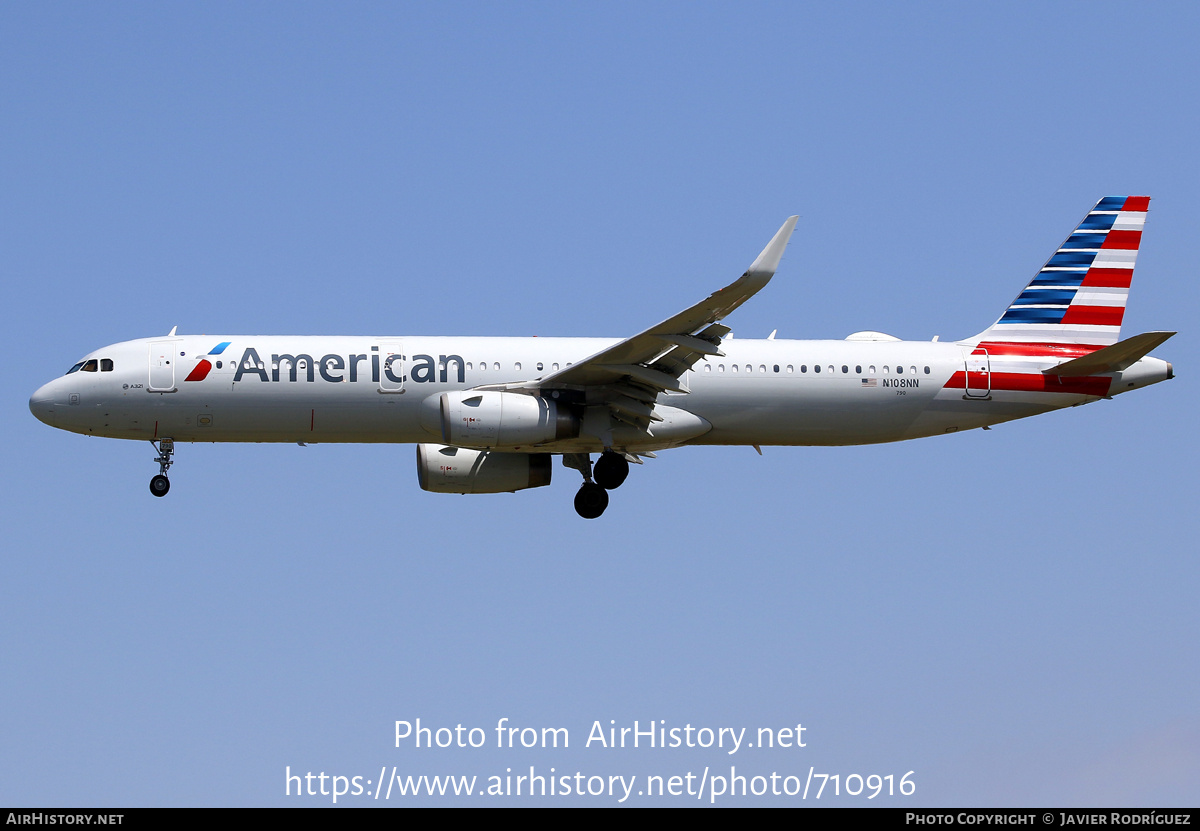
[148,341,177,392]
[965,349,991,399]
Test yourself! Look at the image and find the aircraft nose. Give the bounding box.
[29,382,58,426]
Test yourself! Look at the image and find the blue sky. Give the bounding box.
[3,2,1197,806]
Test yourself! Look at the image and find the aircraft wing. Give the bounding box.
[502,216,798,433]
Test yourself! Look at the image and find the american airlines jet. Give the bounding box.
[30,197,1174,518]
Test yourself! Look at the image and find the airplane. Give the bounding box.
[29,196,1174,518]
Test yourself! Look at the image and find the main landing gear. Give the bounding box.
[566,451,631,519]
[592,451,629,489]
[574,482,608,519]
[149,439,174,497]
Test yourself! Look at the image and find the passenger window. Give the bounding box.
[814,365,821,374]
[869,365,875,374]
[897,366,903,374]
[801,365,807,373]
[842,365,848,374]
[924,366,931,374]
[786,365,793,373]
[553,363,560,371]
[493,362,500,371]
[536,362,543,371]
[773,365,779,373]
[910,366,916,375]
[759,365,766,373]
[828,365,834,374]
[718,365,725,373]
[82,360,98,372]
[732,365,739,373]
[855,365,862,374]
[704,364,711,373]
[515,362,522,371]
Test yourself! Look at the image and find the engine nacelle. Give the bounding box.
[416,444,552,494]
[436,390,577,448]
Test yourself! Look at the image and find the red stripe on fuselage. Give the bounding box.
[943,371,1112,396]
[975,342,1104,358]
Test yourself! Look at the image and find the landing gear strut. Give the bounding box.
[149,439,174,497]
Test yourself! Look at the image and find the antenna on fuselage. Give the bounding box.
[167,326,178,337]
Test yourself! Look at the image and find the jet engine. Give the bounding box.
[416,444,552,494]
[435,391,578,448]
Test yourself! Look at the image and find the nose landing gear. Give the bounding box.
[149,439,174,497]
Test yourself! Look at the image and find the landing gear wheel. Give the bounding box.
[574,482,609,519]
[593,452,629,490]
[149,475,171,497]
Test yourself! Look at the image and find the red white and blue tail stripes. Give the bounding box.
[973,196,1148,348]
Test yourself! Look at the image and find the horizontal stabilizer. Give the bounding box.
[1044,331,1175,376]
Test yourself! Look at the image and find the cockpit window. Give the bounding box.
[81,360,99,372]
[101,359,114,372]
[66,361,85,374]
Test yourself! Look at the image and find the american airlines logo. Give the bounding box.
[185,345,467,385]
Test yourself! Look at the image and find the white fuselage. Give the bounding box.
[28,334,1172,451]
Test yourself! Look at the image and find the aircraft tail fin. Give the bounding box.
[971,196,1149,347]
